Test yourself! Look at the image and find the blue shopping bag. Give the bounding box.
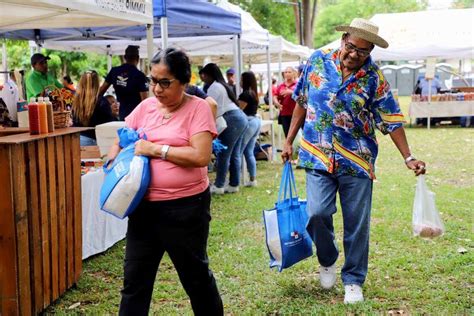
[263,162,313,271]
[100,127,150,219]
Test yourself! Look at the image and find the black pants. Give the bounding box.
[279,115,293,138]
[119,188,223,316]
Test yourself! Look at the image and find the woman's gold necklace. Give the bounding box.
[157,97,185,127]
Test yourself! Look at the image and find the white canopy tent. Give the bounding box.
[0,0,154,81]
[320,8,474,61]
[38,34,311,64]
[0,0,153,39]
[37,1,312,121]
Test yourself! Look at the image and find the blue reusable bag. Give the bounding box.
[263,162,313,271]
[99,127,150,219]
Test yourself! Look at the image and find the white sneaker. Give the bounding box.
[244,180,257,187]
[344,284,364,304]
[210,184,224,195]
[224,185,239,193]
[319,263,337,289]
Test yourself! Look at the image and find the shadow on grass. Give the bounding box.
[278,279,342,303]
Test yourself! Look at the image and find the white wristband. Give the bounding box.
[161,145,170,160]
[405,155,416,164]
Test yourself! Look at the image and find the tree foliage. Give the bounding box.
[229,0,428,48]
[2,39,120,84]
[451,0,474,8]
[228,0,298,43]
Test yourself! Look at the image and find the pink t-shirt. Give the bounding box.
[125,95,217,201]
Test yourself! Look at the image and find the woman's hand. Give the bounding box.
[135,139,159,157]
[280,88,293,97]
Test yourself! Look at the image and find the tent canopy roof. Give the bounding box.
[321,8,474,61]
[0,0,241,41]
[0,0,153,41]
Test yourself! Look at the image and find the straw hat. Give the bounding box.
[335,18,388,48]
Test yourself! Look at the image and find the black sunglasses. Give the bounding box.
[344,42,371,58]
[150,78,176,89]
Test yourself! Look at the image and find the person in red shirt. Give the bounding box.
[274,67,298,137]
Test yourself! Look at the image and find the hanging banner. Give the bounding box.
[39,0,154,25]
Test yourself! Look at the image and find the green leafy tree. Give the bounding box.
[2,39,31,71]
[229,0,427,49]
[229,0,298,43]
[451,0,474,8]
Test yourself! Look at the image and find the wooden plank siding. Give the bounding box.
[0,129,83,315]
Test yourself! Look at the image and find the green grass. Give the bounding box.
[45,127,474,315]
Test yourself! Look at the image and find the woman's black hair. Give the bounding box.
[241,71,258,103]
[151,47,191,84]
[63,75,73,84]
[199,63,238,105]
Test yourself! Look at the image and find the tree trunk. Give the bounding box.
[62,60,67,78]
[292,5,302,45]
[302,0,318,48]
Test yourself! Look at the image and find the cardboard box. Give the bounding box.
[80,146,101,159]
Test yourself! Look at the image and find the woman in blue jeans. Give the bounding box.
[238,71,261,187]
[199,63,248,194]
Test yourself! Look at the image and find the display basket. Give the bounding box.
[43,85,74,129]
[53,110,71,129]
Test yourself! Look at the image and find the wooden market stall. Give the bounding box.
[0,127,87,315]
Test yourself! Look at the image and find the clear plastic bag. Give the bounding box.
[412,175,445,238]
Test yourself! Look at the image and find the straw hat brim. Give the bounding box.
[335,25,389,48]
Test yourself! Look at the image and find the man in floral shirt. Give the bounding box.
[282,18,426,304]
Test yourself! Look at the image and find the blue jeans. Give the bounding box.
[80,135,97,146]
[241,116,261,179]
[305,169,373,286]
[215,109,248,187]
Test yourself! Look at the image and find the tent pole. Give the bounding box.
[106,45,112,71]
[266,45,276,161]
[147,23,154,64]
[233,35,241,97]
[2,42,7,83]
[278,51,282,83]
[160,17,168,50]
[266,46,273,120]
[237,34,242,97]
[427,80,431,130]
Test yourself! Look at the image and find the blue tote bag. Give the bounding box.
[263,162,313,271]
[100,127,150,219]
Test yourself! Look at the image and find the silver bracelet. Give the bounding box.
[161,144,170,160]
[405,155,416,164]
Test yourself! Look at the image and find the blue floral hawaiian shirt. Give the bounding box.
[293,48,405,179]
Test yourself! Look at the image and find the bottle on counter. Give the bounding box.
[44,97,55,133]
[28,97,40,135]
[37,97,48,134]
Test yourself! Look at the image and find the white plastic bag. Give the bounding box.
[102,156,147,219]
[412,175,445,238]
[216,116,227,134]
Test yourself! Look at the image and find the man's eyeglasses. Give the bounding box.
[150,78,176,89]
[344,42,371,58]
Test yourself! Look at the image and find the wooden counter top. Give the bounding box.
[0,127,91,144]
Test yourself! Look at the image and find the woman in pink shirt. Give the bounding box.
[107,48,223,315]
